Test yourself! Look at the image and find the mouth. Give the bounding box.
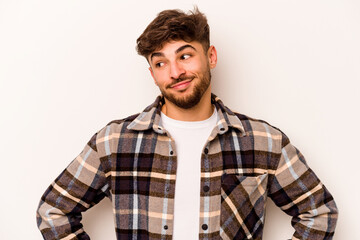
[169,78,194,90]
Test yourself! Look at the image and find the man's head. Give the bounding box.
[136,8,217,111]
[136,7,210,59]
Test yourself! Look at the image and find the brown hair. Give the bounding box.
[136,7,210,58]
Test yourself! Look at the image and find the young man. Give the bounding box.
[37,8,338,240]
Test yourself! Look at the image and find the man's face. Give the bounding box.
[148,40,217,109]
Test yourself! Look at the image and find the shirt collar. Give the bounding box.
[127,93,246,136]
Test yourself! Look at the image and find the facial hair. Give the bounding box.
[159,67,211,109]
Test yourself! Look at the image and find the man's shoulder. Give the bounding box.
[232,110,292,148]
[213,94,286,140]
[232,111,286,139]
[106,113,140,127]
[93,112,141,140]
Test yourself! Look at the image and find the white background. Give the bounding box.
[0,0,359,239]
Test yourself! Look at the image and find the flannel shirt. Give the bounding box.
[36,94,338,240]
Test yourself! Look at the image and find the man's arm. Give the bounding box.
[36,133,109,240]
[268,133,338,239]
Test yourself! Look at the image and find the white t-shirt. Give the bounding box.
[160,108,218,239]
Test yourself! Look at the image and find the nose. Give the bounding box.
[169,61,185,80]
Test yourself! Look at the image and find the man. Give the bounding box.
[37,8,338,240]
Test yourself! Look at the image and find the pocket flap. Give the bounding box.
[221,172,268,196]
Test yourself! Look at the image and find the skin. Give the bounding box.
[148,40,217,121]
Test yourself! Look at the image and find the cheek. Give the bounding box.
[187,59,208,73]
[183,65,199,75]
[152,71,169,86]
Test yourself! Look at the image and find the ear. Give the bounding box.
[207,45,217,69]
[149,67,158,86]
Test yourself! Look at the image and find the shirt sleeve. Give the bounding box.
[36,132,110,240]
[268,133,338,240]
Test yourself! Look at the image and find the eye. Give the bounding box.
[155,62,165,68]
[181,54,191,60]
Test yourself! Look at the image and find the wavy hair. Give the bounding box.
[136,7,210,58]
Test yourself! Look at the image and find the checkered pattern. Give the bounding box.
[36,94,338,239]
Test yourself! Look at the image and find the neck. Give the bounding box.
[161,87,213,121]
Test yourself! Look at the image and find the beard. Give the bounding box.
[159,68,211,109]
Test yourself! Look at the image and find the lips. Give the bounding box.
[170,79,192,89]
[168,76,195,90]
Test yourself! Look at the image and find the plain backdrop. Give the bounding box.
[0,0,359,239]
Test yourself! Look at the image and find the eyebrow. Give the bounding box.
[150,44,197,62]
[176,44,197,54]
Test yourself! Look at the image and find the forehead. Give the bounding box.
[151,40,202,55]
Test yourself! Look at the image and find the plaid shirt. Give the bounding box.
[37,94,338,240]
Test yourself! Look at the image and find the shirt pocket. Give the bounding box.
[220,172,268,240]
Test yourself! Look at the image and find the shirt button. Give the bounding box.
[166,187,170,192]
[204,148,209,154]
[202,224,208,230]
[164,225,168,230]
[170,151,173,155]
[203,185,210,192]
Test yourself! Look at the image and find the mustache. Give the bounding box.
[166,75,195,88]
